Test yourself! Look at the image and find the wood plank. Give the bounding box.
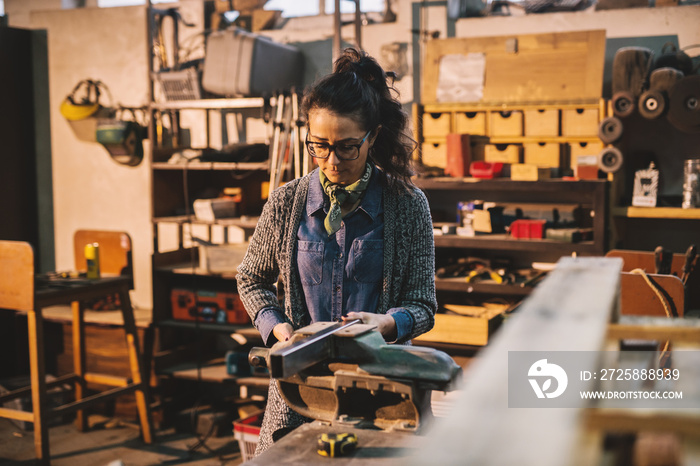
[608,316,700,344]
[423,30,606,105]
[612,206,700,220]
[409,257,622,466]
[585,350,700,436]
[413,307,506,346]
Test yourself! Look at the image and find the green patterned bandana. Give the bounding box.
[320,163,372,235]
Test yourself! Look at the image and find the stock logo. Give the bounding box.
[528,359,568,399]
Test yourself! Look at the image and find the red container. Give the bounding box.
[234,410,264,462]
[469,161,503,179]
[509,219,546,239]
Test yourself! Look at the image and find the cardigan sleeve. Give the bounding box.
[391,187,437,342]
[236,189,288,327]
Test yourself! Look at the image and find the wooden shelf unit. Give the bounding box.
[416,177,608,302]
[414,100,607,175]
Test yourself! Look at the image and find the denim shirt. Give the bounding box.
[254,166,413,345]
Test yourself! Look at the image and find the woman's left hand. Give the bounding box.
[343,312,397,342]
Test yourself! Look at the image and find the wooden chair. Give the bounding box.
[73,229,133,311]
[0,239,153,465]
[73,229,133,277]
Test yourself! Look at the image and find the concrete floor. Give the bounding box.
[0,416,245,466]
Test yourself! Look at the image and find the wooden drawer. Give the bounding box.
[524,109,559,137]
[421,142,447,168]
[489,110,523,137]
[561,108,599,136]
[422,112,451,138]
[485,144,521,163]
[454,111,487,135]
[523,142,561,168]
[569,141,604,168]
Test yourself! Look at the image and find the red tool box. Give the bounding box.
[171,289,249,324]
[509,219,546,239]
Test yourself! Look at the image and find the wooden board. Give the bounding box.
[413,308,505,346]
[620,272,684,317]
[410,257,623,466]
[423,30,606,105]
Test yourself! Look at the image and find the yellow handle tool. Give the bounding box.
[317,432,358,457]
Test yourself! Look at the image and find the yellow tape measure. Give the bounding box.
[317,432,358,457]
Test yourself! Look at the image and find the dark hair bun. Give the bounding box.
[334,48,384,85]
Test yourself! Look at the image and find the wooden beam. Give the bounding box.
[608,316,700,344]
[410,257,622,466]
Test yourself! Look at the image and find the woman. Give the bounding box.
[236,47,436,455]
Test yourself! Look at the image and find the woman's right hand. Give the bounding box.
[272,322,294,343]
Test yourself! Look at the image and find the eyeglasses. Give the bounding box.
[305,130,372,161]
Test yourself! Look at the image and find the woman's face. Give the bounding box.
[307,108,374,186]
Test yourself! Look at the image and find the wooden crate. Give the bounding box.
[562,108,600,136]
[422,30,606,104]
[454,111,487,135]
[422,112,451,138]
[485,143,521,163]
[523,142,561,167]
[413,305,506,346]
[524,108,560,137]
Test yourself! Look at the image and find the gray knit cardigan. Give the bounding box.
[236,168,437,342]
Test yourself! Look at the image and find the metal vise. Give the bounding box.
[249,320,462,432]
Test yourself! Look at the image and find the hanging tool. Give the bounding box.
[274,92,293,187]
[289,89,309,179]
[681,244,697,286]
[290,89,301,179]
[268,91,286,190]
[267,91,293,190]
[654,246,673,275]
[317,432,358,457]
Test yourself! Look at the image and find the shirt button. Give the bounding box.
[335,286,341,292]
[337,253,343,259]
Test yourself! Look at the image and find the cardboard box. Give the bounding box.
[194,198,237,222]
[510,163,552,181]
[199,242,249,274]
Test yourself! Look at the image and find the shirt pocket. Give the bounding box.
[350,239,384,284]
[297,240,324,285]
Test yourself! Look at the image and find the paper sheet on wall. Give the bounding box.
[436,53,486,103]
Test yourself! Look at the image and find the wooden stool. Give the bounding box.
[0,240,153,465]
